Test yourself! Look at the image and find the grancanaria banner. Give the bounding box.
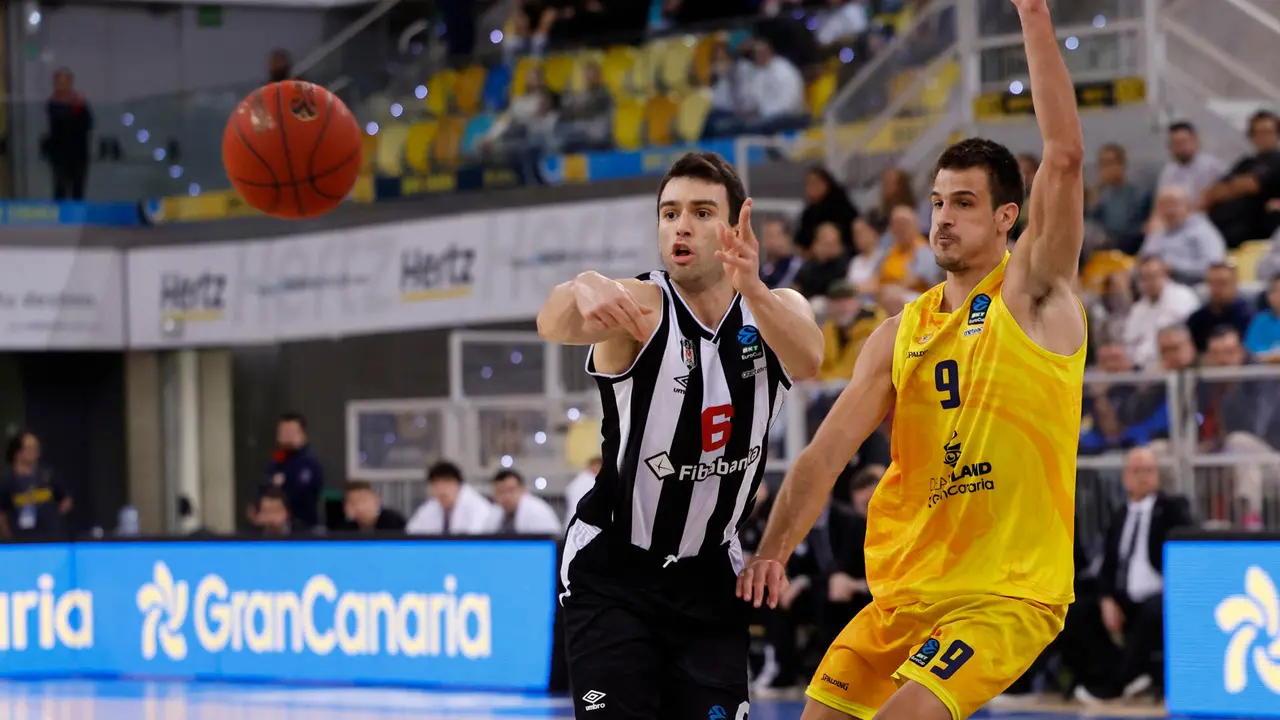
[0,538,557,690]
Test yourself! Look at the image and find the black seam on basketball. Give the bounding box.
[230,145,361,189]
[274,86,306,216]
[233,125,281,213]
[306,92,335,190]
[306,147,362,199]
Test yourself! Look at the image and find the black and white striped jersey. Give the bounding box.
[575,270,792,561]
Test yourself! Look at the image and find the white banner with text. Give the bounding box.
[0,249,125,349]
[126,196,658,348]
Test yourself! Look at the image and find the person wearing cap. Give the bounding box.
[819,280,887,381]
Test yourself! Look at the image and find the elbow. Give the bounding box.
[790,349,824,381]
[1043,140,1085,172]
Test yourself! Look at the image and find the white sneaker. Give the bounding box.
[1073,685,1113,706]
[1122,674,1152,698]
[752,646,779,692]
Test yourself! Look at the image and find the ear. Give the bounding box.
[996,202,1020,236]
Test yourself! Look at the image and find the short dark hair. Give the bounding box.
[493,469,524,485]
[4,431,34,466]
[259,487,288,507]
[1169,121,1196,135]
[344,480,374,494]
[1207,324,1242,345]
[1249,110,1278,136]
[427,460,464,484]
[1099,143,1127,164]
[1137,254,1167,270]
[278,412,307,431]
[657,152,747,224]
[933,137,1024,213]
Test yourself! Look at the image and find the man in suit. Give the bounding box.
[1076,445,1194,704]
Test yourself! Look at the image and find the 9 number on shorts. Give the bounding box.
[929,639,975,680]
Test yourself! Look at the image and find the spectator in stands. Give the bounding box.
[824,468,877,645]
[1187,262,1254,351]
[406,460,495,535]
[760,217,805,289]
[795,166,858,253]
[1080,342,1169,454]
[1123,256,1200,368]
[1244,275,1280,361]
[1086,270,1135,352]
[1087,143,1151,254]
[478,66,558,160]
[557,60,613,152]
[815,0,871,48]
[1077,446,1193,704]
[793,221,850,299]
[1156,121,1227,200]
[818,281,884,381]
[1205,110,1280,248]
[267,50,293,83]
[739,38,809,134]
[253,412,323,532]
[1138,185,1226,284]
[663,0,754,26]
[489,469,561,534]
[563,456,601,526]
[705,40,750,139]
[338,480,406,533]
[255,488,293,537]
[42,68,92,201]
[846,219,884,297]
[860,167,917,235]
[876,204,937,294]
[0,430,71,539]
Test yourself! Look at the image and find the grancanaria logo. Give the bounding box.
[137,562,190,661]
[1216,565,1280,693]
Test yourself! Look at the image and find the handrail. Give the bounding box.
[837,46,959,166]
[292,0,403,80]
[971,17,1144,51]
[1161,16,1280,102]
[1217,0,1280,40]
[822,0,956,172]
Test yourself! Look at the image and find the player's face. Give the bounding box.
[658,177,730,290]
[929,167,1016,273]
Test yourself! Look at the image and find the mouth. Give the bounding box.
[670,243,694,265]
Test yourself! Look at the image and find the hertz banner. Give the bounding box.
[127,195,654,347]
[0,538,557,690]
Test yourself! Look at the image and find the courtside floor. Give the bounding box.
[0,679,1245,720]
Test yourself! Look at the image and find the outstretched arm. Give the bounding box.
[1008,0,1086,301]
[737,314,899,607]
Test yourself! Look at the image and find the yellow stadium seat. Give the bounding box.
[920,60,959,114]
[374,123,410,177]
[426,69,457,116]
[404,121,438,174]
[1081,250,1135,293]
[360,134,377,174]
[613,98,645,151]
[675,90,712,142]
[430,117,466,167]
[602,46,637,98]
[543,54,577,94]
[629,39,663,96]
[511,56,543,97]
[1231,240,1272,280]
[808,71,838,119]
[691,34,724,87]
[453,65,488,115]
[659,35,697,91]
[645,94,680,147]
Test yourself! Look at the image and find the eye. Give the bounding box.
[696,209,711,219]
[663,211,676,220]
[932,200,943,208]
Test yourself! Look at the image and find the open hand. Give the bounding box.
[716,199,766,296]
[736,556,789,609]
[574,272,656,342]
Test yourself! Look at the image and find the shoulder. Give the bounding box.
[770,287,816,319]
[619,278,662,308]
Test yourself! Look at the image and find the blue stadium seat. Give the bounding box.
[462,114,496,155]
[483,64,513,112]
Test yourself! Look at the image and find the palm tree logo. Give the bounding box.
[1215,565,1280,693]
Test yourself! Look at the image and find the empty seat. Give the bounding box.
[659,36,697,91]
[1080,250,1135,293]
[453,65,488,115]
[691,34,724,87]
[404,121,439,174]
[543,54,577,94]
[483,63,513,111]
[675,90,713,142]
[426,69,457,116]
[601,46,637,98]
[808,70,838,119]
[462,114,495,156]
[374,123,411,177]
[613,98,645,150]
[431,116,467,166]
[644,94,680,147]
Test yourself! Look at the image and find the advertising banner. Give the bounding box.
[0,248,126,349]
[0,539,557,691]
[127,196,657,347]
[1165,539,1280,718]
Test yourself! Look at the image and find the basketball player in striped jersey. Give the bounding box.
[739,1,1086,718]
[538,152,823,719]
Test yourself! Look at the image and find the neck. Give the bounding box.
[672,278,738,329]
[12,461,33,474]
[1129,491,1153,503]
[941,255,1001,312]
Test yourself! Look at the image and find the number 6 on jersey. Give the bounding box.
[934,359,961,409]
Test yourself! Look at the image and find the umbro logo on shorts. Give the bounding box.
[583,690,606,711]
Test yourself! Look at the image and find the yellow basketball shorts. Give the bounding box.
[805,594,1067,720]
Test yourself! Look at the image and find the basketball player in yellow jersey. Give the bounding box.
[737,2,1086,718]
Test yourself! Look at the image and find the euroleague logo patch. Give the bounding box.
[967,294,991,326]
[910,637,941,667]
[738,325,763,362]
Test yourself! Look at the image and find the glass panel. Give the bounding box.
[461,340,546,396]
[354,408,445,473]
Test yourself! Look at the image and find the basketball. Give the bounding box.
[222,81,362,219]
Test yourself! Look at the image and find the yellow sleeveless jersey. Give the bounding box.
[866,253,1085,608]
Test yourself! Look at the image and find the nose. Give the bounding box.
[673,210,694,236]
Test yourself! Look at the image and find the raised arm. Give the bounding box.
[1007,0,1086,301]
[737,313,899,608]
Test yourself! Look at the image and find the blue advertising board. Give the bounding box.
[0,539,557,691]
[1165,540,1280,718]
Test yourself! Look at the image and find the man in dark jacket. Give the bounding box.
[253,412,324,531]
[44,68,93,200]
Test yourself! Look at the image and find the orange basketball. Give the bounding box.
[222,81,362,219]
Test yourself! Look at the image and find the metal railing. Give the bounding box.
[345,330,1280,536]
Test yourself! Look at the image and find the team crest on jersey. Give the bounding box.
[967,294,991,325]
[738,325,764,362]
[681,337,697,370]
